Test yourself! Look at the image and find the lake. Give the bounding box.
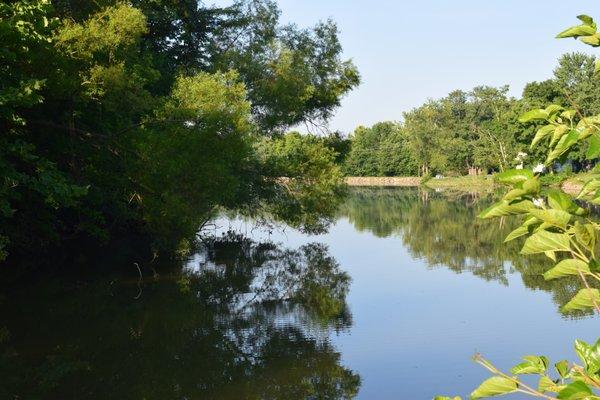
[1,187,597,399]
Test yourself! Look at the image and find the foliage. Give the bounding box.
[439,14,600,400]
[344,122,418,176]
[255,131,346,234]
[0,0,358,263]
[342,52,600,178]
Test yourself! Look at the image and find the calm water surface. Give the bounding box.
[2,187,598,399]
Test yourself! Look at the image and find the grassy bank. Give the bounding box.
[346,172,595,195]
[345,175,496,192]
[423,175,496,192]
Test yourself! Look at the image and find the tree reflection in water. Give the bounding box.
[340,187,586,316]
[0,233,359,399]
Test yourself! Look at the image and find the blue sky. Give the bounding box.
[212,1,600,133]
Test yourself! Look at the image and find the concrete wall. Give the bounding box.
[345,177,421,186]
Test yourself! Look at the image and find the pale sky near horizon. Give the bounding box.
[212,1,600,134]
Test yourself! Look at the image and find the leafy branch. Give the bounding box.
[438,14,600,400]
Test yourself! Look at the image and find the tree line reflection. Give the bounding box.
[0,233,360,399]
[339,187,585,316]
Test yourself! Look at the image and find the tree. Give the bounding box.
[0,0,359,263]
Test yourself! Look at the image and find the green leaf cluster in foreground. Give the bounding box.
[439,14,600,400]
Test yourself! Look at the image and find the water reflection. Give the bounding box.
[0,233,359,399]
[339,187,585,316]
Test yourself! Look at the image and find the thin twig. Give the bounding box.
[133,262,143,300]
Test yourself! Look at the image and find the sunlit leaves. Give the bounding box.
[544,259,589,280]
[555,360,570,378]
[573,222,596,250]
[510,355,549,375]
[562,289,600,312]
[478,200,535,219]
[556,15,597,40]
[521,230,571,255]
[504,226,530,243]
[538,376,562,394]
[547,130,580,164]
[531,124,556,148]
[470,377,518,399]
[495,169,534,184]
[576,178,600,201]
[556,381,593,400]
[529,209,571,230]
[587,134,600,159]
[519,109,549,123]
[574,339,600,375]
[463,11,600,400]
[547,189,587,216]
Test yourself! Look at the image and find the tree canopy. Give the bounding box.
[342,53,600,177]
[0,0,359,263]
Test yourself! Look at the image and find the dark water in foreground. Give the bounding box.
[1,187,598,399]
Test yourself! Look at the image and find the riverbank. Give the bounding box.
[345,175,495,192]
[345,177,421,186]
[346,173,593,195]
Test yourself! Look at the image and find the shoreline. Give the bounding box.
[345,177,421,186]
[345,175,495,191]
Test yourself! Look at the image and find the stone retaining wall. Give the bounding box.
[345,177,421,186]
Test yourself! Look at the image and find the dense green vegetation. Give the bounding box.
[0,0,358,263]
[343,53,600,177]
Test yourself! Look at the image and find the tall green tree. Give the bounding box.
[0,0,359,263]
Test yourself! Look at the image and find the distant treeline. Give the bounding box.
[325,53,600,177]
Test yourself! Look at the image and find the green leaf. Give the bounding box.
[595,60,600,76]
[562,110,577,121]
[522,178,541,194]
[574,222,596,250]
[562,289,600,313]
[495,169,534,185]
[547,190,587,216]
[434,397,462,400]
[574,339,600,375]
[587,134,600,159]
[538,376,562,393]
[555,360,570,378]
[543,259,589,280]
[546,104,564,116]
[531,125,557,148]
[510,355,549,375]
[557,380,592,400]
[470,376,518,399]
[503,188,527,201]
[504,226,528,243]
[545,251,557,262]
[521,230,571,255]
[550,125,569,147]
[547,131,580,164]
[519,109,549,123]
[479,200,535,219]
[578,15,596,27]
[576,178,600,200]
[556,24,596,39]
[546,190,572,211]
[528,209,571,229]
[505,217,540,242]
[580,34,600,47]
